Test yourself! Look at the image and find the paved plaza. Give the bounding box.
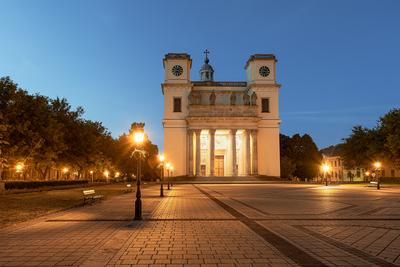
[1,184,400,266]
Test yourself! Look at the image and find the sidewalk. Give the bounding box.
[1,183,400,266]
[0,185,295,267]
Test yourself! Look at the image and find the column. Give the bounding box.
[251,129,258,176]
[209,129,216,176]
[195,129,201,176]
[188,129,194,176]
[245,129,251,176]
[231,129,237,176]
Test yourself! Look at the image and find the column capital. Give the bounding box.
[230,129,238,135]
[250,129,258,136]
[193,129,202,135]
[209,129,216,135]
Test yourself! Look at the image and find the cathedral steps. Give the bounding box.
[168,175,283,184]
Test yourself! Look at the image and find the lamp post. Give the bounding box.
[104,170,109,183]
[170,166,174,187]
[15,163,24,180]
[158,154,165,197]
[373,161,382,190]
[90,170,94,183]
[364,171,370,182]
[165,162,171,190]
[131,123,146,221]
[321,163,331,186]
[63,167,69,180]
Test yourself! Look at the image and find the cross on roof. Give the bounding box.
[204,49,210,63]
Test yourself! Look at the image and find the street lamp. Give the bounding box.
[130,122,146,221]
[321,163,331,186]
[158,154,165,197]
[63,167,69,179]
[373,161,382,190]
[364,171,370,182]
[15,163,24,179]
[170,166,174,187]
[165,162,171,190]
[90,170,94,182]
[104,170,109,183]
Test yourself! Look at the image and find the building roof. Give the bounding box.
[245,54,277,68]
[164,53,191,60]
[192,81,247,87]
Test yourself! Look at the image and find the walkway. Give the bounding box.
[1,184,400,266]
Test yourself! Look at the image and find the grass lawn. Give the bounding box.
[0,183,130,228]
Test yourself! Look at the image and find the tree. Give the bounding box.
[380,109,400,169]
[280,133,322,179]
[0,76,160,181]
[341,108,400,170]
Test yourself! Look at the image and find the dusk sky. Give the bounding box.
[1,0,399,150]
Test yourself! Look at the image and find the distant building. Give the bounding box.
[322,152,400,182]
[322,155,366,182]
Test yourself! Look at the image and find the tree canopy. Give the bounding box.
[280,133,322,179]
[0,76,159,180]
[341,109,400,170]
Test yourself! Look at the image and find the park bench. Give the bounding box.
[368,181,378,187]
[124,184,132,193]
[83,189,103,204]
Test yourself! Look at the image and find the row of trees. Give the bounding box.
[0,76,159,181]
[280,133,322,179]
[340,109,400,170]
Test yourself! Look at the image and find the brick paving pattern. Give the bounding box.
[1,183,400,266]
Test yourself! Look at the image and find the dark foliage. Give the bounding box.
[4,180,88,190]
[280,133,322,179]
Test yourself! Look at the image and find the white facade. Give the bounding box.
[162,53,281,177]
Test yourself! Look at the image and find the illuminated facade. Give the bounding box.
[162,52,281,177]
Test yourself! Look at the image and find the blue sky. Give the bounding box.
[1,0,399,149]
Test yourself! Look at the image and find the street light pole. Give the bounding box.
[166,162,171,190]
[321,163,330,186]
[167,167,170,190]
[158,154,164,197]
[131,122,146,221]
[135,151,142,219]
[373,162,382,190]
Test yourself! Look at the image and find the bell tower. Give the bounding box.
[162,53,192,177]
[245,54,281,177]
[163,53,192,83]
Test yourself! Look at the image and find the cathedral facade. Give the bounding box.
[162,52,281,177]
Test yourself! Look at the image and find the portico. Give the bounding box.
[186,128,257,177]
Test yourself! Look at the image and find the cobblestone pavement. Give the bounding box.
[1,183,400,266]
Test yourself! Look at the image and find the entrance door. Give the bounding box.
[215,155,224,176]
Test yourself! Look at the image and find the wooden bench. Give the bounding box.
[368,181,378,187]
[124,184,132,193]
[83,189,103,204]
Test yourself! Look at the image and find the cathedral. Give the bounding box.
[162,51,281,177]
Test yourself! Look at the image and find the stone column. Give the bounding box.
[209,129,216,176]
[251,129,258,176]
[188,129,194,176]
[245,129,251,176]
[195,129,201,176]
[230,129,237,176]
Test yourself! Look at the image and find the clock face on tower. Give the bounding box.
[259,66,270,77]
[172,65,183,77]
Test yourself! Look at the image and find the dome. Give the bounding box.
[199,49,214,81]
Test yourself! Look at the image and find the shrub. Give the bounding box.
[4,180,88,190]
[380,177,400,184]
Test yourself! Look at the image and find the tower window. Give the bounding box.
[173,97,182,112]
[261,98,270,113]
